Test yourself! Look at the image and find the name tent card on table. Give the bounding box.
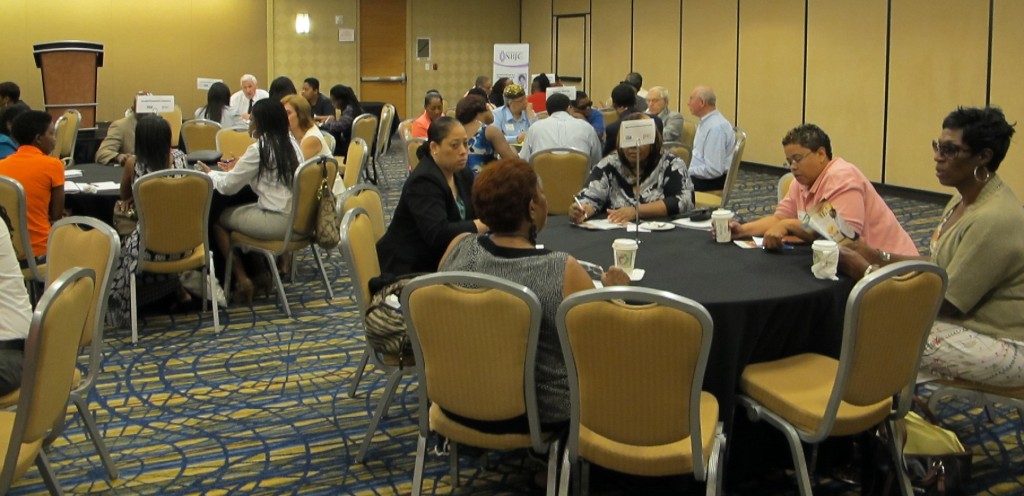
[546,86,577,100]
[136,95,175,113]
[620,119,656,147]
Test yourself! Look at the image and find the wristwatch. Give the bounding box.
[878,249,891,263]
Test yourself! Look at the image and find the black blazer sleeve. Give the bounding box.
[405,165,477,254]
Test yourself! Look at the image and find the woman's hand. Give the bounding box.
[217,156,237,172]
[602,266,631,287]
[839,245,871,279]
[197,161,212,173]
[568,202,592,224]
[762,222,789,250]
[607,206,637,224]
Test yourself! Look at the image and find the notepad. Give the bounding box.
[64,169,83,179]
[90,181,120,191]
[64,182,82,193]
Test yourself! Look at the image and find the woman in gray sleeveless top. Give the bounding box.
[439,158,630,431]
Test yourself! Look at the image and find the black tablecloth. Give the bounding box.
[64,163,123,226]
[538,216,856,431]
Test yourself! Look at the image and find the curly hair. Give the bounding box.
[472,158,539,234]
[942,106,1016,172]
[456,95,489,125]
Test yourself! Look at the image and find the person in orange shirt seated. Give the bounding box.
[410,90,443,139]
[0,110,64,263]
[526,74,550,113]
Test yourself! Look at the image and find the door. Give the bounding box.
[360,0,407,115]
[555,15,587,90]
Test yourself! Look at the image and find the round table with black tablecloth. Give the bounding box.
[63,163,123,226]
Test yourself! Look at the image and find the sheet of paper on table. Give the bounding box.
[733,236,763,249]
[672,217,713,230]
[90,181,121,192]
[64,182,82,193]
[64,169,83,179]
[576,219,644,231]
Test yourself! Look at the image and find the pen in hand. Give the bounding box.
[573,196,587,221]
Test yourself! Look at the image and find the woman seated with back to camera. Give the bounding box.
[730,123,918,254]
[439,158,630,430]
[840,106,1024,387]
[198,99,302,305]
[376,116,487,279]
[568,113,693,224]
[195,81,246,129]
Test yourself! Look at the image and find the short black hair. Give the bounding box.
[11,110,51,147]
[611,84,637,109]
[942,106,1016,172]
[546,93,571,114]
[0,82,20,102]
[623,72,643,91]
[782,123,833,159]
[0,105,28,137]
[303,77,320,91]
[475,76,490,87]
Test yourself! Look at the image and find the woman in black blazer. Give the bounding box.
[377,116,488,277]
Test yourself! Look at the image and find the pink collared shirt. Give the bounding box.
[776,157,919,255]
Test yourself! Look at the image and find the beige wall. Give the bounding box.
[270,0,359,104]
[522,0,1024,195]
[522,0,554,81]
[0,0,267,124]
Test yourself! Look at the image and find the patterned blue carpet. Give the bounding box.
[11,148,1023,495]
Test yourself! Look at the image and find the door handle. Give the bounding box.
[360,72,406,83]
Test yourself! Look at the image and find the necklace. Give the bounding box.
[930,197,962,253]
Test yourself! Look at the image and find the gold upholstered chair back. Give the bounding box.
[0,176,45,286]
[51,109,81,167]
[215,126,255,160]
[529,148,590,215]
[338,184,385,241]
[181,119,221,152]
[343,137,369,189]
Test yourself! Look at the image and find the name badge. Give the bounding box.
[505,123,515,132]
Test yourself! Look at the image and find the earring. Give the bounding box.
[974,165,991,183]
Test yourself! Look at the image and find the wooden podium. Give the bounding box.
[33,41,103,129]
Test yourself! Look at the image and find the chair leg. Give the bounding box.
[223,249,235,303]
[580,460,590,496]
[883,418,914,496]
[355,369,404,463]
[705,424,726,496]
[35,451,65,496]
[411,432,428,496]
[264,253,291,318]
[546,438,560,496]
[558,447,571,496]
[71,394,119,480]
[310,245,334,301]
[776,423,814,496]
[348,353,369,398]
[449,440,459,488]
[208,262,220,335]
[130,274,139,344]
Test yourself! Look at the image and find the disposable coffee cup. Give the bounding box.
[612,238,639,272]
[711,209,734,243]
[811,240,839,279]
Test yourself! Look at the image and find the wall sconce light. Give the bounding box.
[295,13,311,34]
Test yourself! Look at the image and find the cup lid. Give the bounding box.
[812,240,838,248]
[613,238,638,248]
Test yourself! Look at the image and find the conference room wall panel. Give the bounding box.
[270,0,359,110]
[885,0,988,193]
[631,0,681,113]
[0,0,267,124]
[522,0,555,77]
[589,0,632,109]
[989,0,1024,195]
[736,0,806,166]
[680,0,738,125]
[804,0,887,181]
[553,0,589,16]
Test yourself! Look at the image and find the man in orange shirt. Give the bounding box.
[0,110,64,261]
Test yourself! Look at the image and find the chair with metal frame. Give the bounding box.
[404,137,426,172]
[50,109,81,168]
[529,148,590,215]
[682,118,697,150]
[350,114,378,184]
[338,184,385,241]
[339,207,415,463]
[181,118,222,153]
[404,271,560,496]
[224,156,338,318]
[694,127,747,209]
[737,261,948,496]
[663,140,693,166]
[777,172,795,203]
[158,105,183,148]
[371,103,397,188]
[341,137,369,190]
[215,126,256,161]
[0,176,46,298]
[0,267,95,495]
[131,169,220,344]
[556,286,726,496]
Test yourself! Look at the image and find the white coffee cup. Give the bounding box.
[811,240,839,279]
[612,238,639,272]
[711,209,734,243]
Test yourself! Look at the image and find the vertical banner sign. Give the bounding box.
[493,44,530,91]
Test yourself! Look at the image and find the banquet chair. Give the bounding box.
[682,119,697,149]
[737,261,947,496]
[132,169,220,344]
[342,137,369,190]
[339,208,415,463]
[39,217,120,480]
[405,137,426,172]
[530,148,590,215]
[159,105,183,148]
[444,109,456,118]
[663,141,692,167]
[181,119,221,153]
[50,109,81,167]
[338,184,385,241]
[927,380,1024,467]
[322,132,336,155]
[0,176,45,298]
[0,267,94,496]
[398,118,415,141]
[350,114,378,184]
[403,271,560,496]
[224,156,338,318]
[695,128,746,209]
[215,126,255,161]
[599,108,618,126]
[778,172,795,202]
[556,286,725,496]
[372,103,396,188]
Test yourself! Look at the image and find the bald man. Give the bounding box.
[687,86,736,191]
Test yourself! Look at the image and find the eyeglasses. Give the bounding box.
[785,154,808,168]
[931,140,970,159]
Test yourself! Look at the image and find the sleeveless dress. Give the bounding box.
[466,124,495,176]
[440,234,570,424]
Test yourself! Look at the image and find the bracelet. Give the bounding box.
[863,264,881,277]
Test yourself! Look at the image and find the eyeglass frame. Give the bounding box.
[931,140,971,159]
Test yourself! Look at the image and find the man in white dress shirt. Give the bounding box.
[518,93,602,166]
[229,74,269,121]
[687,86,736,191]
